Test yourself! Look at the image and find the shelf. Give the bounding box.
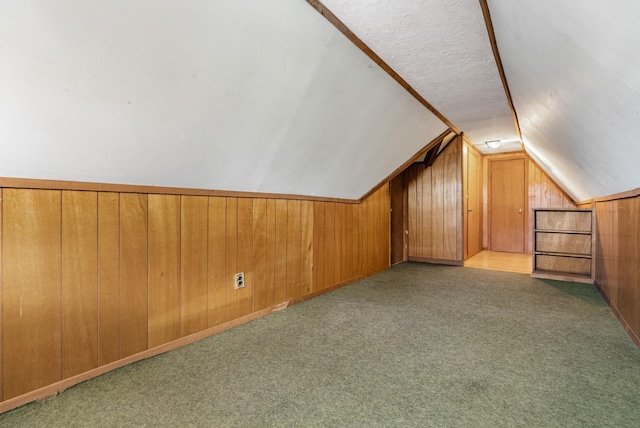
[531,270,594,284]
[533,229,592,235]
[532,208,595,283]
[534,251,590,259]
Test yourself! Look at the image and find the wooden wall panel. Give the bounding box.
[181,196,208,336]
[324,203,336,288]
[225,198,239,321]
[237,198,254,317]
[207,197,226,327]
[406,137,463,264]
[312,202,326,292]
[97,192,120,366]
[595,196,640,345]
[253,199,268,311]
[61,191,98,379]
[148,195,181,348]
[265,199,277,306]
[0,189,2,401]
[274,200,288,303]
[301,201,314,296]
[0,182,393,408]
[119,193,148,358]
[286,200,302,299]
[3,189,61,399]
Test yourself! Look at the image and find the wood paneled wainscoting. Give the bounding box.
[0,183,390,411]
[594,190,640,346]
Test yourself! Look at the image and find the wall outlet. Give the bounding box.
[234,272,245,289]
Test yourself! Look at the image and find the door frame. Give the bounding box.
[487,153,528,253]
[463,140,483,260]
[389,173,407,266]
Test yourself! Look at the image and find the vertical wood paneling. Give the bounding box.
[617,198,638,334]
[148,194,181,348]
[274,200,288,303]
[0,189,3,401]
[312,202,326,292]
[3,189,61,399]
[237,198,253,317]
[97,192,120,366]
[181,196,208,336]
[0,184,394,406]
[119,193,148,358]
[443,142,458,259]
[301,201,314,296]
[253,199,268,311]
[61,191,98,379]
[207,197,226,327]
[407,168,418,259]
[324,203,336,287]
[225,198,239,321]
[406,138,462,263]
[265,199,277,306]
[287,200,302,299]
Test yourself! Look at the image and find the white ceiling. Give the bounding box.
[1,0,638,201]
[488,0,640,201]
[321,0,521,154]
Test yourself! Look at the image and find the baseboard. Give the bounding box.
[594,282,640,350]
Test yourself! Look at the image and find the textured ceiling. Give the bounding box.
[488,0,640,201]
[320,0,521,154]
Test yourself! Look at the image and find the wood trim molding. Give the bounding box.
[479,0,524,151]
[359,129,454,202]
[0,177,359,204]
[592,188,640,203]
[306,0,460,134]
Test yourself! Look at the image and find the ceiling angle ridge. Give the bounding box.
[479,0,525,151]
[305,0,460,135]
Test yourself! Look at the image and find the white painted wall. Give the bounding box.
[488,0,640,201]
[0,0,447,200]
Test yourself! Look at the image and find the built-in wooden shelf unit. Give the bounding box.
[532,208,595,283]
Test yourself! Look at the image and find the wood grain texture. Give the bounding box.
[406,138,462,263]
[207,197,226,327]
[535,254,591,276]
[286,200,302,300]
[119,193,148,358]
[312,202,326,292]
[535,232,592,255]
[0,182,395,407]
[97,192,120,366]
[535,210,591,232]
[3,189,62,399]
[490,157,526,253]
[148,194,181,348]
[274,199,288,303]
[252,199,268,311]
[301,201,314,296]
[225,198,239,321]
[61,191,98,379]
[0,189,2,401]
[265,199,277,307]
[181,196,208,336]
[237,198,253,317]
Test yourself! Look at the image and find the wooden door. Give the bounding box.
[465,148,482,258]
[390,174,406,265]
[490,158,526,253]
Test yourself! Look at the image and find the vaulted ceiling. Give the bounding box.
[1,0,638,202]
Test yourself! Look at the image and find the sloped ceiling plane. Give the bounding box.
[1,0,638,202]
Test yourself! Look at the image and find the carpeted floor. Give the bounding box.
[1,262,639,427]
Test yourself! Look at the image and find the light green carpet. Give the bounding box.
[1,262,639,427]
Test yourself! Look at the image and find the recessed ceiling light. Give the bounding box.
[485,140,501,149]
